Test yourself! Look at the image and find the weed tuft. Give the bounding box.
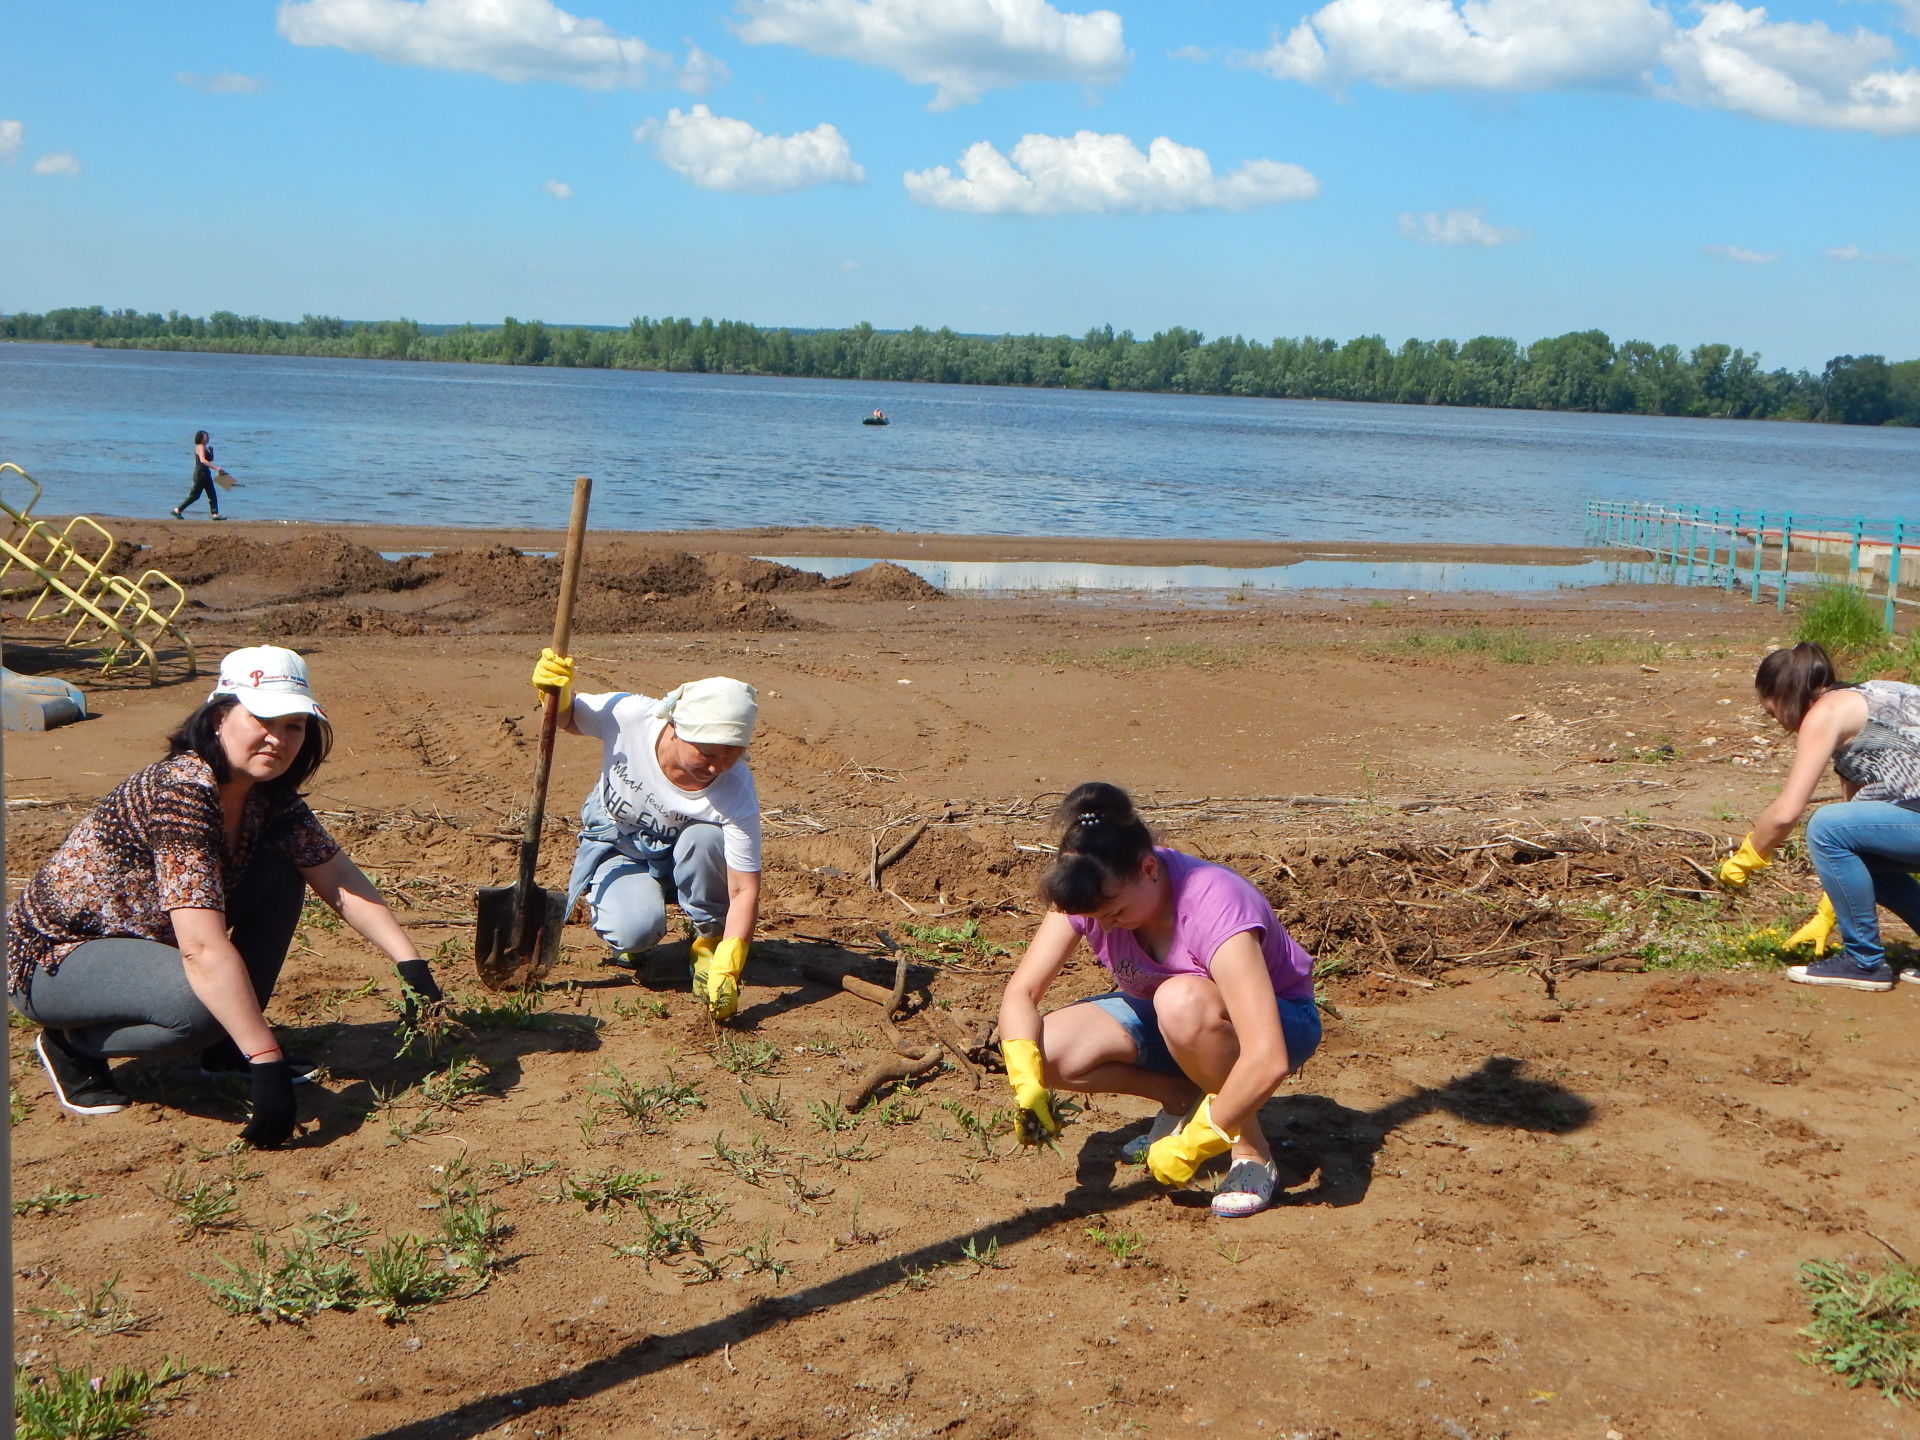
[160,1169,242,1238]
[1800,1256,1920,1401]
[197,1233,362,1325]
[587,1063,703,1133]
[13,1184,96,1218]
[14,1355,198,1440]
[363,1235,461,1323]
[712,1034,781,1076]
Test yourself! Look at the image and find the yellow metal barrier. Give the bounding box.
[0,463,197,684]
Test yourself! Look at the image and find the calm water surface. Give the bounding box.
[3,344,1914,544]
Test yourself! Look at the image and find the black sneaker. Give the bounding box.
[1788,955,1896,992]
[36,1032,131,1116]
[198,1040,320,1084]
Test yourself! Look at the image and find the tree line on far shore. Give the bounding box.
[7,305,1917,427]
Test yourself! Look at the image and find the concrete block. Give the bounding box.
[2,667,87,730]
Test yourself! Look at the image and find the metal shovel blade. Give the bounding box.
[473,884,568,990]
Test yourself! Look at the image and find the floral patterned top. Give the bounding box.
[7,753,339,993]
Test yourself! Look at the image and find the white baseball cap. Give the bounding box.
[209,645,327,721]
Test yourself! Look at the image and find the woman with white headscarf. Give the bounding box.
[532,648,761,1019]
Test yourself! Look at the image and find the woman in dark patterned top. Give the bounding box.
[8,646,445,1145]
[1717,641,1920,993]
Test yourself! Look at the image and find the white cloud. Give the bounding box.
[635,105,865,192]
[678,41,731,94]
[544,179,573,199]
[178,71,265,93]
[0,121,21,165]
[277,0,709,90]
[1397,206,1525,245]
[33,152,80,176]
[1826,242,1910,263]
[903,130,1319,215]
[733,0,1128,109]
[1244,0,1920,134]
[1703,243,1780,263]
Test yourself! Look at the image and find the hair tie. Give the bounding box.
[1076,812,1101,826]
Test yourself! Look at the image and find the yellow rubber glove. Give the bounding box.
[531,647,574,710]
[1784,893,1839,955]
[1146,1095,1239,1187]
[1000,1038,1060,1145]
[1717,834,1771,889]
[692,936,749,1020]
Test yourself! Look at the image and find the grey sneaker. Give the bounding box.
[1900,967,1920,987]
[1120,1108,1186,1163]
[1211,1159,1281,1220]
[1788,955,1896,991]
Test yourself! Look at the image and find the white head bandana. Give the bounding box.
[652,676,758,747]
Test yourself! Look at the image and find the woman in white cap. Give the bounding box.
[7,645,444,1144]
[531,648,761,1020]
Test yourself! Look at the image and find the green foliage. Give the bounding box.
[1800,1257,1920,1400]
[605,1184,729,1276]
[1587,889,1795,972]
[711,1034,782,1076]
[1374,626,1664,666]
[363,1235,461,1323]
[14,1184,96,1218]
[960,1235,1009,1271]
[1084,1225,1149,1264]
[196,1233,362,1325]
[705,1131,793,1187]
[1796,584,1892,666]
[1042,642,1250,672]
[585,1064,703,1133]
[160,1169,241,1238]
[899,919,1010,970]
[15,1355,197,1440]
[552,1167,663,1212]
[416,1050,492,1109]
[739,1082,791,1125]
[21,306,1911,426]
[28,1270,147,1336]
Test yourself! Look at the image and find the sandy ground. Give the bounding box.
[7,522,1918,1440]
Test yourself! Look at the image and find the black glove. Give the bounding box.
[239,1060,297,1149]
[395,958,443,1027]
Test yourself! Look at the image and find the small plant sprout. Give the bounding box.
[606,1184,728,1276]
[808,1099,858,1134]
[961,1235,1009,1272]
[866,1090,923,1128]
[729,1226,793,1283]
[588,1063,704,1134]
[706,1131,792,1187]
[739,1082,791,1126]
[12,1184,96,1218]
[840,1191,886,1246]
[363,1235,461,1323]
[611,994,670,1021]
[196,1233,362,1325]
[417,1050,492,1109]
[484,1154,558,1186]
[1085,1225,1149,1264]
[28,1270,148,1335]
[161,1168,241,1238]
[899,919,1011,972]
[712,1033,781,1076]
[552,1167,663,1213]
[306,1204,374,1254]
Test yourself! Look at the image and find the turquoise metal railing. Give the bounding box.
[1583,500,1911,630]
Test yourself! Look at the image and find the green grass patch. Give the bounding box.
[15,1356,199,1440]
[899,919,1010,970]
[1793,584,1920,682]
[1040,642,1252,671]
[1800,1256,1920,1401]
[1372,626,1665,666]
[1587,890,1796,972]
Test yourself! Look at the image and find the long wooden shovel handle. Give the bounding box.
[510,475,593,945]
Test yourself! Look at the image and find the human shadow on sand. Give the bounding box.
[353,1052,1590,1440]
[114,1002,605,1147]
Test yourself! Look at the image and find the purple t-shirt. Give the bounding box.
[1067,847,1314,1002]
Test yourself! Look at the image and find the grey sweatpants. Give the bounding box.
[10,852,306,1059]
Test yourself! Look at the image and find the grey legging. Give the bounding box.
[11,851,305,1059]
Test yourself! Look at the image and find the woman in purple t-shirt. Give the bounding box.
[997,781,1319,1219]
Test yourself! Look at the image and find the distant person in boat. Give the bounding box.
[995,781,1320,1219]
[1719,641,1920,992]
[7,646,445,1143]
[867,409,888,424]
[530,651,762,1021]
[172,430,228,520]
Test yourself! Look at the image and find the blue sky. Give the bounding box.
[3,0,1916,370]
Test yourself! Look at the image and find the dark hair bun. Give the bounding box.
[1041,782,1154,915]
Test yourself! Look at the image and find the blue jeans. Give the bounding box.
[1075,988,1321,1076]
[568,821,728,955]
[1806,801,1920,971]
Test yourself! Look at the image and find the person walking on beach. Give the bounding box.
[7,646,445,1144]
[172,430,228,520]
[995,781,1320,1219]
[531,650,762,1021]
[1718,641,1920,991]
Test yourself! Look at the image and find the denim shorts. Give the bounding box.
[1074,988,1322,1076]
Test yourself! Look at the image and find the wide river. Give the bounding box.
[2,343,1913,544]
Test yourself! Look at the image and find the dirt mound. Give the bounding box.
[570,589,813,634]
[397,545,557,614]
[256,602,428,637]
[826,560,944,600]
[145,533,411,599]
